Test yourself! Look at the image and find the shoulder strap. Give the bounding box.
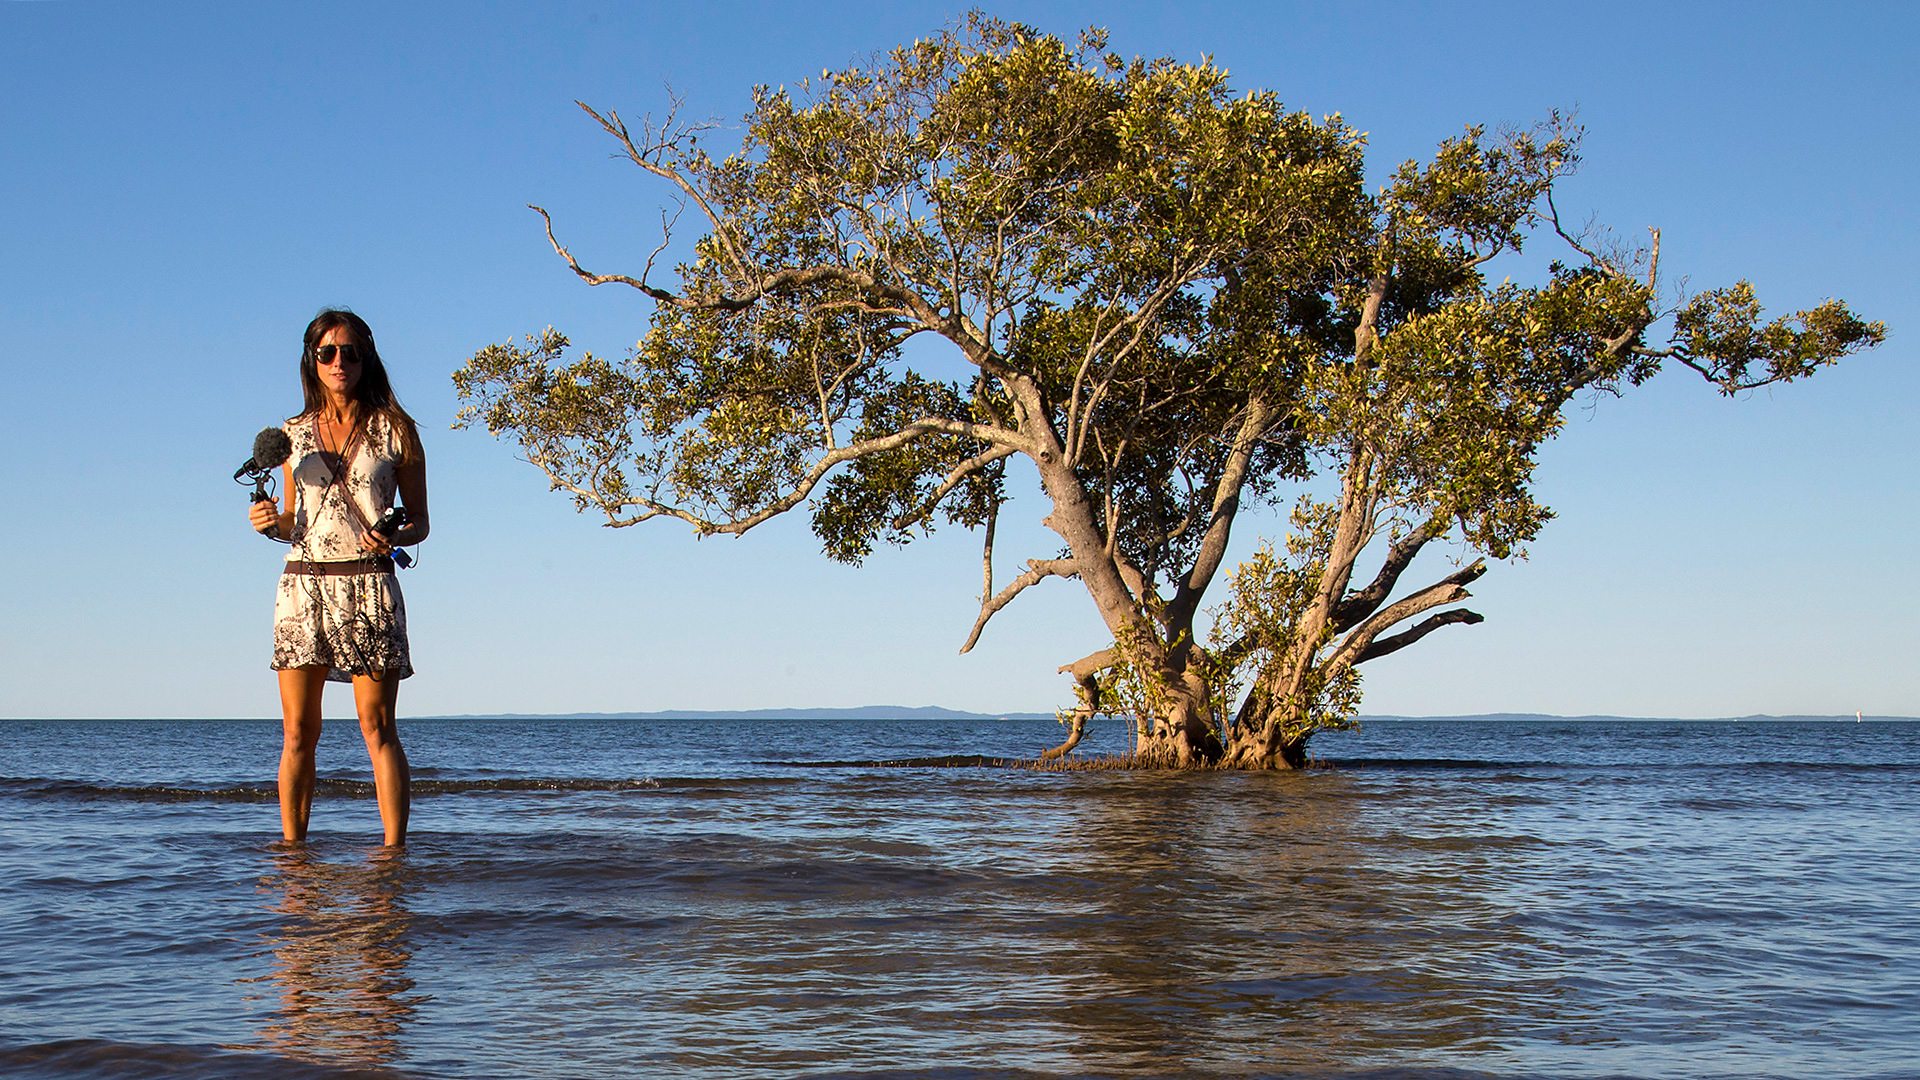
[314,413,380,534]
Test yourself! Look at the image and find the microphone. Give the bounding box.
[238,426,293,538]
[235,427,292,480]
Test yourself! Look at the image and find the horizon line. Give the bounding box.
[3,709,1915,723]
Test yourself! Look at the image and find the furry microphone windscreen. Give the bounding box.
[251,427,292,471]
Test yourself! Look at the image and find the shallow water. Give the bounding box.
[1,717,1915,1078]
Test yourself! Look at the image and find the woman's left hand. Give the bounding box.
[361,530,393,555]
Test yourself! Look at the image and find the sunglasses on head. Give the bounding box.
[315,344,362,365]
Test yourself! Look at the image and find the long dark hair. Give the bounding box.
[296,309,420,462]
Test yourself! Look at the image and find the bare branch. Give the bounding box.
[1166,399,1275,629]
[1331,515,1446,633]
[977,501,998,623]
[1065,259,1215,465]
[1546,188,1607,269]
[891,445,1015,531]
[1324,558,1486,672]
[1110,549,1149,604]
[561,102,955,332]
[1285,443,1383,681]
[1037,711,1091,761]
[1354,607,1484,663]
[575,100,746,273]
[534,205,676,302]
[538,206,921,318]
[1059,648,1116,681]
[642,201,687,293]
[542,417,1032,538]
[960,558,1078,654]
[1038,647,1117,761]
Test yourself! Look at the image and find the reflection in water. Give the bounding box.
[242,846,422,1068]
[1040,771,1538,1074]
[566,770,1565,1076]
[7,719,1911,1077]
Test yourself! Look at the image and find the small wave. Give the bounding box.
[1320,757,1561,771]
[1208,973,1426,1006]
[0,775,681,804]
[1322,758,1920,773]
[413,777,664,795]
[1740,760,1920,773]
[0,777,280,803]
[0,1036,417,1079]
[766,755,1019,768]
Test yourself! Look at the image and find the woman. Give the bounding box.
[248,310,429,847]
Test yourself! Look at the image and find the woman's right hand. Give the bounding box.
[249,497,281,534]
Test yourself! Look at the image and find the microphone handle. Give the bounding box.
[251,478,279,539]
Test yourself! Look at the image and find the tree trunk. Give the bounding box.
[1219,727,1308,770]
[1127,679,1224,767]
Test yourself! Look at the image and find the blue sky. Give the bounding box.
[2,1,1913,720]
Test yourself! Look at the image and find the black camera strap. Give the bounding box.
[302,413,411,569]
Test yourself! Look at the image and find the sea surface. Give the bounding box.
[0,716,1914,1079]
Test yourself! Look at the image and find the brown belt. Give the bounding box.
[282,557,395,576]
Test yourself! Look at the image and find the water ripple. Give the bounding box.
[1,719,1916,1078]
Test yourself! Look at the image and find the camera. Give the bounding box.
[371,507,414,569]
[372,507,408,538]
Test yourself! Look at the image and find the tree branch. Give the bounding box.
[1166,398,1274,629]
[891,446,1015,531]
[1354,607,1484,664]
[534,205,677,302]
[553,417,1032,537]
[536,202,921,316]
[1324,559,1487,673]
[1059,648,1116,681]
[1331,515,1446,633]
[976,500,998,629]
[960,558,1078,654]
[1037,647,1117,761]
[1546,188,1608,271]
[575,100,748,274]
[1354,221,1394,363]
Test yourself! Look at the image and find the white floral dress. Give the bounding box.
[270,412,413,682]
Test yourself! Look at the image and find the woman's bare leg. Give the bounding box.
[277,667,328,843]
[354,673,410,847]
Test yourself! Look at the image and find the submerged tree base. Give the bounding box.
[1028,751,1325,772]
[789,753,1327,772]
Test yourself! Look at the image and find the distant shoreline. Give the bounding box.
[422,708,1919,723]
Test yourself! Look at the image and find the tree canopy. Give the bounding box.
[454,15,1884,768]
